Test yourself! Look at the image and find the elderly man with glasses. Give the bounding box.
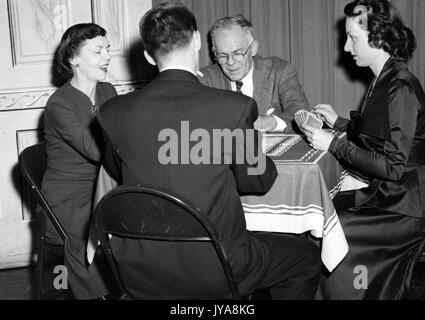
[199,14,310,132]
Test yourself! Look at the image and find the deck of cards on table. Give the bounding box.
[295,110,324,129]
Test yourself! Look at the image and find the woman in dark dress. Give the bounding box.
[41,23,117,299]
[301,0,425,299]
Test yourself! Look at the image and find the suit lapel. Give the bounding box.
[253,57,273,115]
[217,72,231,90]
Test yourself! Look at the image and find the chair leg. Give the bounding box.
[35,216,46,300]
[35,238,45,299]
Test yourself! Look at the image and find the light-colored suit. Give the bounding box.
[199,55,310,131]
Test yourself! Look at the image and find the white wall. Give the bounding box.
[0,0,152,269]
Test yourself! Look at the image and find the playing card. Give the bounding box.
[295,114,301,126]
[305,113,323,129]
[295,110,305,127]
[301,110,309,123]
[295,110,323,129]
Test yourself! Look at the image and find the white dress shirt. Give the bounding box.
[160,65,198,76]
[230,67,286,131]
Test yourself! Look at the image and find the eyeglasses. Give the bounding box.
[214,40,255,65]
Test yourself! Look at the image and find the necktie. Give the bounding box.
[91,105,98,116]
[235,81,243,94]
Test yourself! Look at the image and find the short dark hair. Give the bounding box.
[139,2,197,62]
[344,0,416,61]
[210,14,255,41]
[56,23,106,80]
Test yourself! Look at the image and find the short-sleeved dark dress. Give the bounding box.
[41,81,117,299]
[316,57,425,300]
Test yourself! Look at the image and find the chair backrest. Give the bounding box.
[19,142,67,242]
[93,185,241,299]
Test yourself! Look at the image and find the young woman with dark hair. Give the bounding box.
[301,0,425,299]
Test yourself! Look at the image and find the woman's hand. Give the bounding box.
[312,104,338,128]
[300,124,334,151]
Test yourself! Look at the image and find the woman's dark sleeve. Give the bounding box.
[101,132,122,183]
[333,116,350,131]
[45,100,102,161]
[329,81,419,181]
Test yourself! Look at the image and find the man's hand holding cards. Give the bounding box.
[295,110,324,130]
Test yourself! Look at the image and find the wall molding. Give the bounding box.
[0,81,146,112]
[0,253,35,269]
[0,88,54,111]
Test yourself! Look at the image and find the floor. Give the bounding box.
[0,265,74,300]
[0,267,34,300]
[1,261,424,300]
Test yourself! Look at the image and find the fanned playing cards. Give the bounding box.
[295,110,324,129]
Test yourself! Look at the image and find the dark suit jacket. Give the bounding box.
[199,55,310,131]
[98,69,278,297]
[329,57,425,218]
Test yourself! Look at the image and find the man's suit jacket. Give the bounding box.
[98,69,278,297]
[199,55,310,131]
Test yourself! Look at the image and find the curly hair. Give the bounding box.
[344,0,416,61]
[56,23,106,80]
